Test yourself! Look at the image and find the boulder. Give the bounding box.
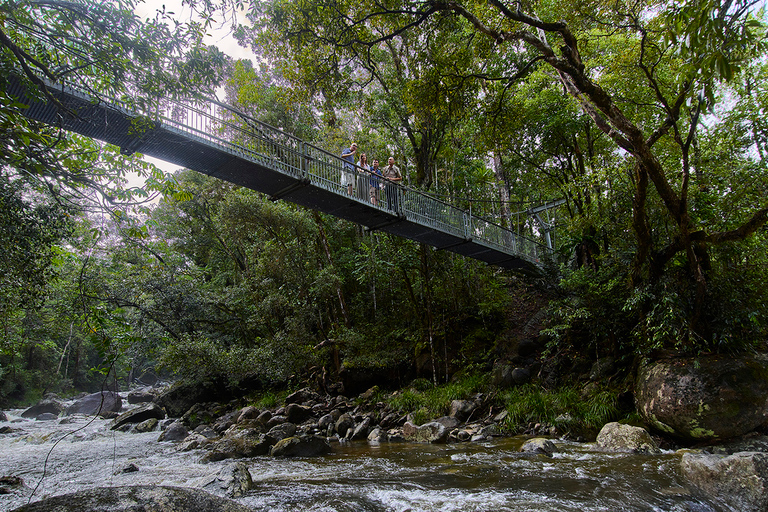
[267,422,297,441]
[8,485,252,512]
[402,421,449,444]
[202,429,273,461]
[335,413,354,438]
[350,417,372,440]
[135,418,159,433]
[0,475,25,495]
[159,422,189,442]
[285,404,312,424]
[21,398,64,419]
[0,411,8,421]
[449,400,476,421]
[636,354,768,442]
[284,388,321,405]
[520,438,557,457]
[433,416,460,430]
[596,422,660,454]
[511,368,531,386]
[111,403,165,430]
[681,452,768,512]
[201,462,255,498]
[237,406,260,423]
[35,413,58,421]
[270,435,331,457]
[155,381,230,419]
[126,389,156,405]
[65,391,121,417]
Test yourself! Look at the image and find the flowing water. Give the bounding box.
[0,409,725,512]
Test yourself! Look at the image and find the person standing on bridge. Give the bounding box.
[357,152,370,201]
[340,142,357,195]
[370,159,383,205]
[382,156,402,212]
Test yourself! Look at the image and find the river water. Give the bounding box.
[0,409,724,511]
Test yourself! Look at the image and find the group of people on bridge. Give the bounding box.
[341,142,402,211]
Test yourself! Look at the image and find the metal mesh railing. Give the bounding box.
[37,77,548,266]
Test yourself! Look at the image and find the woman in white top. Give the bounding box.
[357,153,370,201]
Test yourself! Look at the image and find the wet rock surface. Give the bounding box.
[9,485,253,512]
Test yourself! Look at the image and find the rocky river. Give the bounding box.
[0,403,745,512]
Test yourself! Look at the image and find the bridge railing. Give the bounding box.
[33,76,548,264]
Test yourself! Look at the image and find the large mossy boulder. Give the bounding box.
[635,354,768,442]
[154,380,230,418]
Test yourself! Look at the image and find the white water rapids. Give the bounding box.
[1,408,725,511]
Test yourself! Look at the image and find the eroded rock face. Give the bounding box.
[596,422,660,454]
[9,485,252,512]
[635,355,768,442]
[681,452,768,512]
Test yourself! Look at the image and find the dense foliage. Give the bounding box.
[0,0,766,407]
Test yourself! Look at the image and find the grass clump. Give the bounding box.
[500,384,622,437]
[385,374,489,423]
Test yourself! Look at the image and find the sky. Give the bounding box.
[131,1,256,178]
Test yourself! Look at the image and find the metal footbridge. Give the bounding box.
[8,77,549,272]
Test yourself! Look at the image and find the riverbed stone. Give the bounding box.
[596,422,660,454]
[635,354,768,442]
[402,421,449,444]
[520,437,557,457]
[127,388,156,404]
[202,428,273,462]
[285,387,321,406]
[270,435,331,457]
[35,413,58,421]
[134,418,159,433]
[350,416,372,440]
[335,413,354,437]
[285,403,312,424]
[215,462,254,498]
[0,411,8,422]
[112,402,165,430]
[267,422,297,441]
[21,398,64,419]
[8,485,253,512]
[66,391,122,417]
[155,381,230,419]
[681,451,768,512]
[449,400,476,421]
[159,421,189,442]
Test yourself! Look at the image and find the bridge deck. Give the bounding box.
[8,78,546,271]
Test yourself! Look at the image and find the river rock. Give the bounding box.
[350,416,372,440]
[202,462,255,498]
[35,413,58,421]
[511,368,531,386]
[267,422,297,441]
[21,398,64,419]
[449,400,476,421]
[155,381,230,418]
[8,485,253,512]
[135,418,159,433]
[433,416,460,430]
[520,437,557,457]
[159,421,189,442]
[285,403,312,424]
[596,422,660,454]
[284,388,321,405]
[0,475,25,495]
[237,406,260,423]
[335,413,354,437]
[270,435,331,457]
[636,354,768,442]
[681,451,768,512]
[127,388,156,404]
[65,391,122,417]
[402,421,449,444]
[202,429,273,462]
[111,403,165,430]
[0,411,8,421]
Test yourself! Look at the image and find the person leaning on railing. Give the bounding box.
[370,159,383,205]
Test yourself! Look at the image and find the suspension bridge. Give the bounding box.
[7,76,552,272]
